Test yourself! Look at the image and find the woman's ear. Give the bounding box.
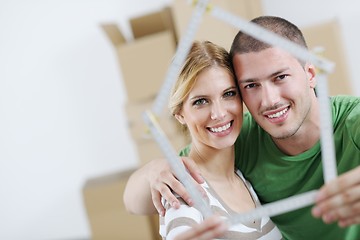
[175,113,186,125]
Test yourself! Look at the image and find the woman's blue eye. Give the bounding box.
[193,98,207,106]
[224,90,237,97]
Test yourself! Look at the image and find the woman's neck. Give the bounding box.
[189,144,235,181]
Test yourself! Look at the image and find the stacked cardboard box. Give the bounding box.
[101,7,176,103]
[171,0,263,50]
[101,6,188,167]
[82,168,161,240]
[302,19,353,95]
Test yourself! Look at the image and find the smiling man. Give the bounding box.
[123,16,360,240]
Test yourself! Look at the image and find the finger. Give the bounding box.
[196,219,228,240]
[151,189,166,216]
[312,184,360,218]
[155,179,182,208]
[316,167,360,202]
[174,216,227,240]
[182,157,204,184]
[339,215,360,228]
[151,169,182,213]
[165,174,195,206]
[318,201,360,224]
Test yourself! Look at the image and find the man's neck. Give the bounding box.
[272,131,319,155]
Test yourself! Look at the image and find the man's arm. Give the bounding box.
[312,166,360,226]
[123,157,205,216]
[123,160,158,215]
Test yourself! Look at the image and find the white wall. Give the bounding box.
[0,0,358,239]
[0,0,171,239]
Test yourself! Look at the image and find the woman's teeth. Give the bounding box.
[209,122,231,133]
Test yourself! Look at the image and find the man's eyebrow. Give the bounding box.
[238,68,290,84]
[238,78,258,84]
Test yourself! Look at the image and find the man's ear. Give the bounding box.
[175,113,186,125]
[306,63,317,88]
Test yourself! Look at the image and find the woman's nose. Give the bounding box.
[210,102,226,120]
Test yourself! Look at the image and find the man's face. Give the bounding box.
[233,47,317,140]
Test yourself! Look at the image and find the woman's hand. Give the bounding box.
[174,216,227,240]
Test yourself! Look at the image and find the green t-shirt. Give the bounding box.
[180,95,360,240]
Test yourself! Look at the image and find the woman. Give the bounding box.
[160,41,282,239]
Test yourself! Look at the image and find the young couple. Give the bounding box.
[124,16,360,240]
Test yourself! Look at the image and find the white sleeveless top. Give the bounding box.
[159,169,283,239]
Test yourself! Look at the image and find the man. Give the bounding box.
[123,16,360,239]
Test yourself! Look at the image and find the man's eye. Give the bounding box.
[193,98,207,106]
[276,74,288,81]
[244,83,257,89]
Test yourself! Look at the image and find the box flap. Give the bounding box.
[130,7,177,41]
[302,19,352,95]
[83,168,137,188]
[101,23,126,47]
[116,31,175,102]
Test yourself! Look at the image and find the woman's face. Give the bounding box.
[176,66,243,150]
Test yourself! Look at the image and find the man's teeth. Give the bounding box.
[210,122,231,133]
[268,108,288,119]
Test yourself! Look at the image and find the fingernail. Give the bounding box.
[172,201,179,209]
[312,206,321,217]
[329,213,337,222]
[198,172,204,181]
[338,220,348,228]
[323,213,335,223]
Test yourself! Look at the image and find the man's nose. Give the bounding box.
[261,84,280,107]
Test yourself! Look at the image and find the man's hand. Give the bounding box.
[312,166,360,227]
[174,216,228,240]
[124,156,206,215]
[150,157,206,216]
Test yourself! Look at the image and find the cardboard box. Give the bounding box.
[102,14,176,102]
[83,168,161,240]
[130,6,177,44]
[124,99,185,140]
[124,98,190,165]
[134,134,190,165]
[302,19,353,95]
[171,0,263,50]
